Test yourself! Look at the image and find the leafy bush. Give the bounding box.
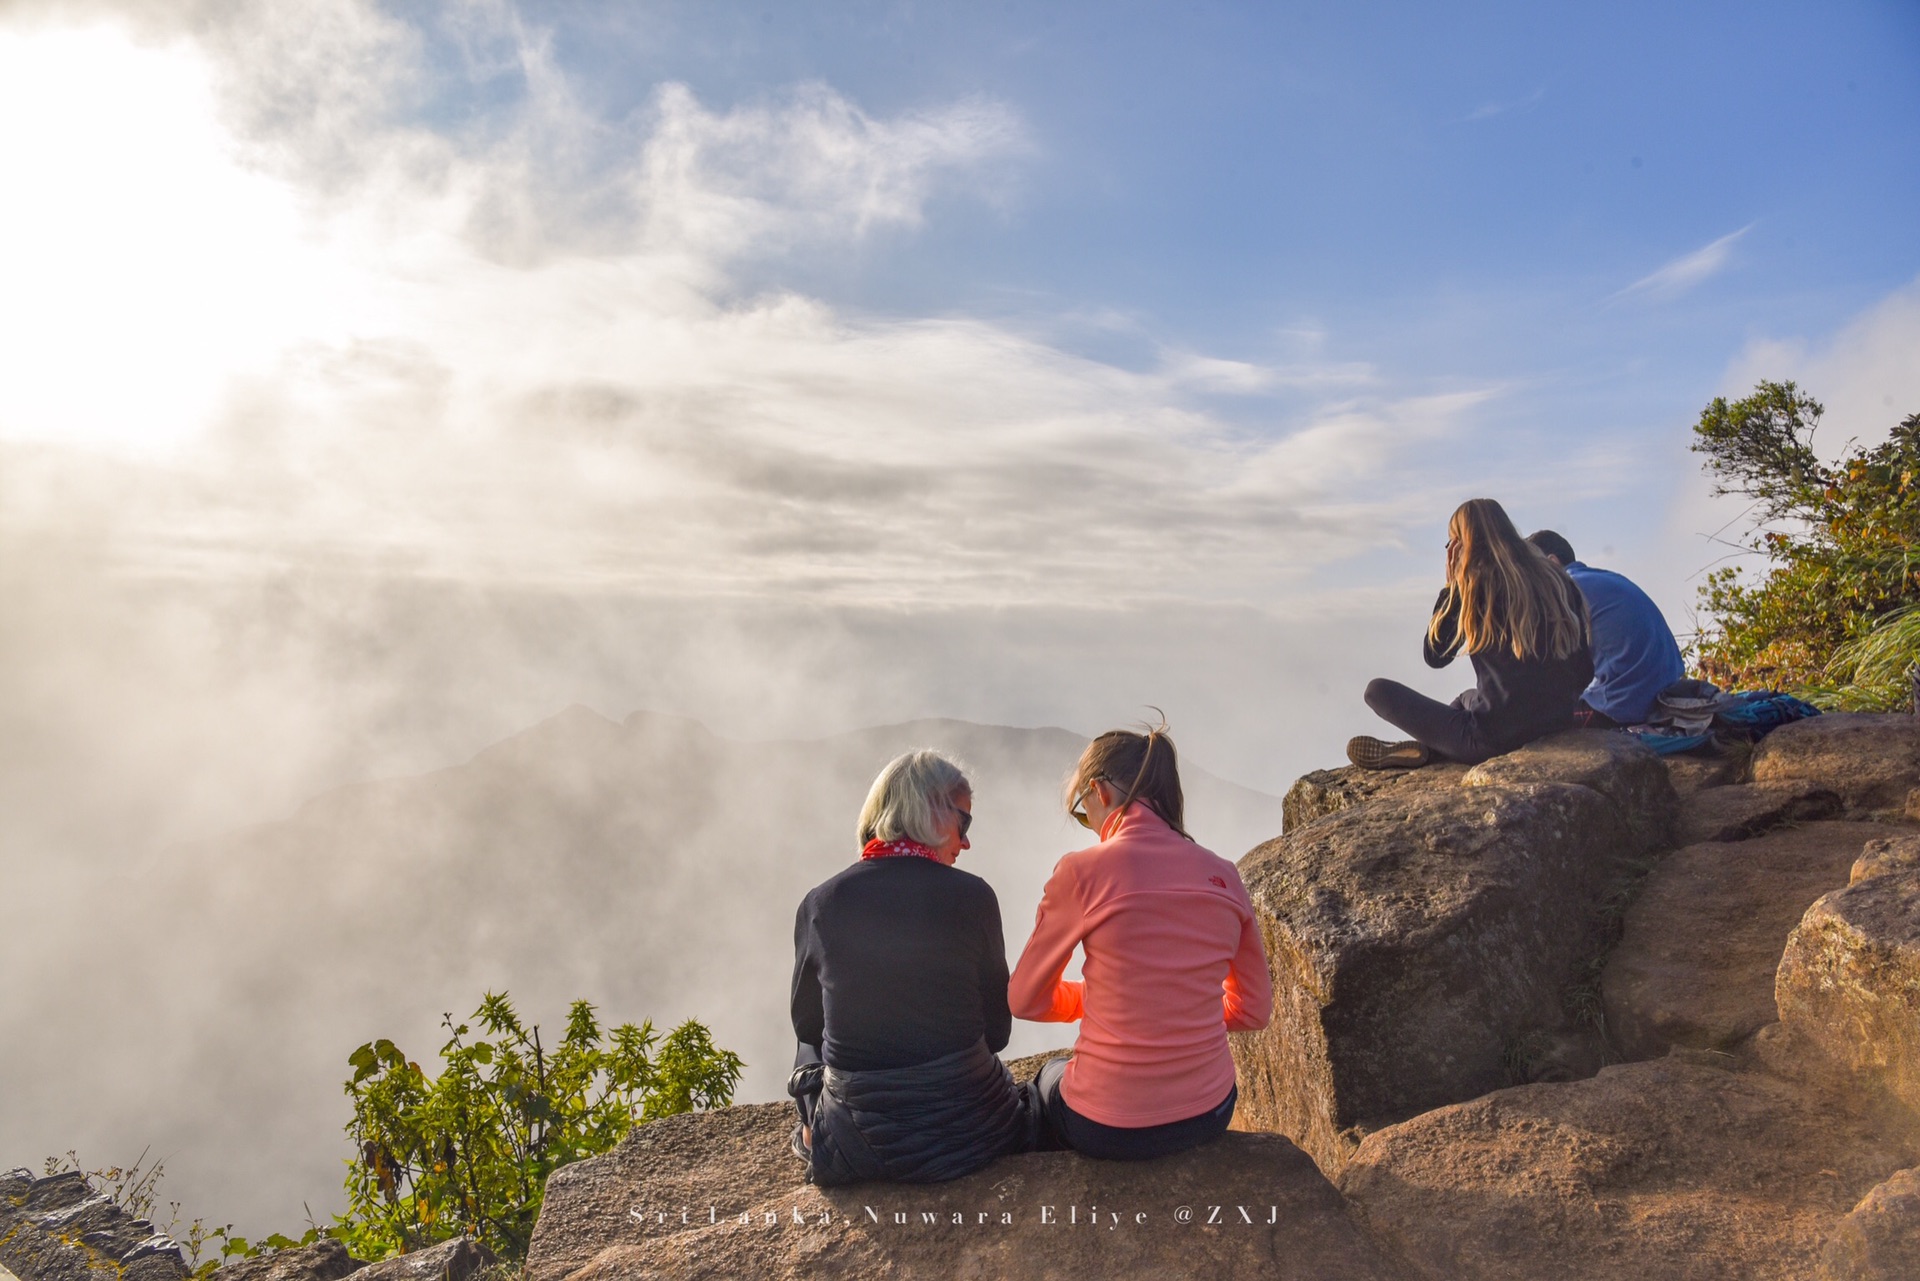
[338,992,743,1264]
[1690,380,1920,703]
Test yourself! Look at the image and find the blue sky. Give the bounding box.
[488,0,1919,358]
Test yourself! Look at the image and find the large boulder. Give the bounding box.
[0,1169,187,1281]
[1231,782,1633,1174]
[526,1111,1403,1281]
[1339,1055,1920,1281]
[1819,1166,1920,1281]
[1462,730,1678,854]
[1750,714,1920,815]
[1600,822,1888,1060]
[1280,762,1468,834]
[1777,865,1920,1115]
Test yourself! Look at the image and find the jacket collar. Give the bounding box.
[1099,801,1169,843]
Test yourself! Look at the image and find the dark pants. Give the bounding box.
[1028,1056,1235,1161]
[1363,678,1496,765]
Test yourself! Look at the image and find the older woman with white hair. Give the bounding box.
[788,749,1028,1185]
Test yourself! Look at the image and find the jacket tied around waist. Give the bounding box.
[788,1037,1029,1186]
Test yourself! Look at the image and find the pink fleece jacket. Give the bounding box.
[1007,804,1272,1128]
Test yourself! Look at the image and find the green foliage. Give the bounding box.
[1690,380,1920,701]
[337,992,743,1265]
[1818,603,1920,710]
[39,1149,320,1279]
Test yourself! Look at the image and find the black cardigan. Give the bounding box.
[1424,587,1595,752]
[791,856,1012,1071]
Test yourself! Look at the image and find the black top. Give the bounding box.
[791,857,1013,1072]
[1424,588,1595,752]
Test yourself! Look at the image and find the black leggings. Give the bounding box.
[1029,1056,1235,1161]
[1363,678,1496,765]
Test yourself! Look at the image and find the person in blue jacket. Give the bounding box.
[1526,530,1685,727]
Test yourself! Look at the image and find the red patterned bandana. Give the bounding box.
[861,838,943,862]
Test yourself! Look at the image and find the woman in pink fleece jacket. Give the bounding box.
[1008,726,1272,1160]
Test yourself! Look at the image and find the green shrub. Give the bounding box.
[1816,603,1920,710]
[1690,380,1919,703]
[337,992,743,1264]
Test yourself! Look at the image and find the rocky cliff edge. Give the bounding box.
[14,716,1920,1280]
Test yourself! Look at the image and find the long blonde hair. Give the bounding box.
[1430,499,1589,660]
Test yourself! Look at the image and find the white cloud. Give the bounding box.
[638,82,1028,262]
[1461,88,1544,123]
[1723,274,1920,451]
[0,2,1510,611]
[1613,223,1753,301]
[1156,350,1376,395]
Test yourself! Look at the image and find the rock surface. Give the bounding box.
[1462,730,1678,854]
[1232,781,1633,1173]
[1339,1055,1920,1281]
[1660,750,1744,798]
[216,1240,363,1281]
[1674,782,1842,845]
[1751,714,1920,814]
[530,1126,1403,1281]
[1852,832,1920,885]
[0,1170,186,1281]
[1819,1166,1920,1281]
[528,1055,1068,1281]
[1777,866,1920,1114]
[350,1238,493,1281]
[1279,762,1469,834]
[528,1104,800,1281]
[1600,822,1888,1060]
[27,715,1919,1281]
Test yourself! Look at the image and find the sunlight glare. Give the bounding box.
[0,25,355,452]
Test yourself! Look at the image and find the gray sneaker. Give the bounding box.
[1346,736,1431,770]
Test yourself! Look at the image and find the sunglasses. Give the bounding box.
[954,806,972,840]
[1069,781,1103,830]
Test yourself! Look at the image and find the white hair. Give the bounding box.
[857,750,970,847]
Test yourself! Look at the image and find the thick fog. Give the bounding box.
[4,689,1295,1238]
[0,539,1407,1240]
